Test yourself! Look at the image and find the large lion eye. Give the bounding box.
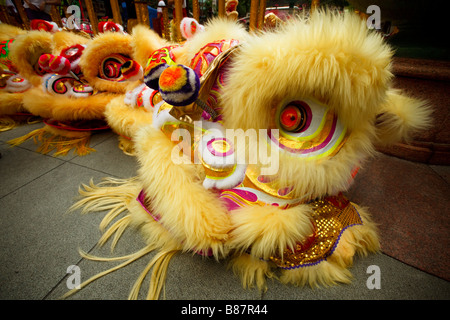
[43,73,93,97]
[279,102,308,132]
[49,76,73,94]
[98,54,130,81]
[269,98,349,160]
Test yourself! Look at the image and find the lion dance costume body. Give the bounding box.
[67,12,431,299]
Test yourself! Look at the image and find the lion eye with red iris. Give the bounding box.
[98,54,131,81]
[269,98,348,159]
[279,102,307,132]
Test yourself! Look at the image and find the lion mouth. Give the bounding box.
[42,73,96,98]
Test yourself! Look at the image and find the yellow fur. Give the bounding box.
[135,126,231,258]
[227,204,314,259]
[66,177,182,299]
[8,125,94,156]
[229,253,274,291]
[9,30,54,87]
[375,89,433,145]
[221,13,394,132]
[216,14,429,291]
[51,30,90,53]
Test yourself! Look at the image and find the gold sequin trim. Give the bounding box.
[269,193,362,269]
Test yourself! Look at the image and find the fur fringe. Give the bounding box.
[0,114,41,132]
[129,249,177,300]
[375,89,433,146]
[228,253,274,292]
[65,177,181,300]
[66,177,380,298]
[0,116,20,132]
[7,126,94,156]
[62,244,157,299]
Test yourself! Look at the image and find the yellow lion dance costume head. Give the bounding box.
[8,26,134,156]
[67,11,431,299]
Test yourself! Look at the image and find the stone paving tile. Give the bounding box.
[0,162,108,299]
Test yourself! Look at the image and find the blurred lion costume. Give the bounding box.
[0,20,69,132]
[0,24,38,131]
[8,27,134,156]
[67,12,431,299]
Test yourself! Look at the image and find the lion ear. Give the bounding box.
[9,30,54,87]
[51,30,89,54]
[374,89,433,146]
